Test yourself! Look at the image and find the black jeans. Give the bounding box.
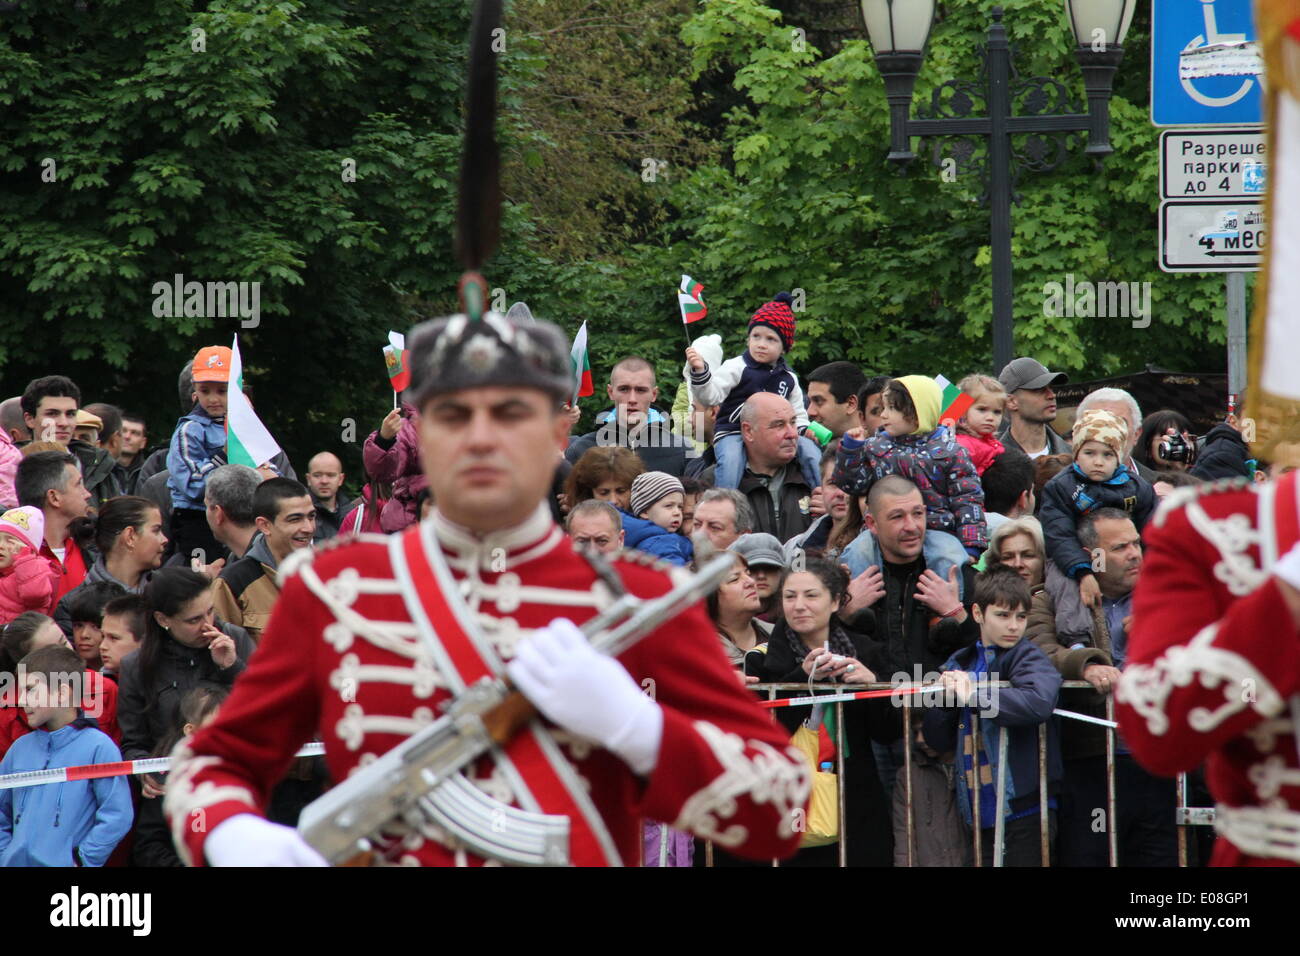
[1058,754,1178,866]
[977,810,1057,867]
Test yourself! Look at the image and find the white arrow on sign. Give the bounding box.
[1159,200,1264,273]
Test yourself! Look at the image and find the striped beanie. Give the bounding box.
[630,472,684,517]
[747,292,796,352]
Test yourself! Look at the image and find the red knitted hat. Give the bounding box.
[747,292,796,352]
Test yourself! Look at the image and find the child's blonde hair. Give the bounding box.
[958,373,1006,404]
[956,374,1006,435]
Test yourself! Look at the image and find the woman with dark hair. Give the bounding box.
[1135,409,1196,472]
[562,446,645,513]
[749,557,898,866]
[341,480,393,535]
[706,552,770,668]
[116,567,254,795]
[54,495,168,635]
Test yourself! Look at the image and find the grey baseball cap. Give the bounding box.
[732,533,785,569]
[998,357,1068,393]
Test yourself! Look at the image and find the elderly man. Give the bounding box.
[204,464,262,562]
[690,488,753,558]
[703,393,814,541]
[565,356,694,477]
[166,308,807,867]
[305,451,352,542]
[565,499,625,556]
[1027,508,1174,867]
[997,358,1071,459]
[1074,387,1156,482]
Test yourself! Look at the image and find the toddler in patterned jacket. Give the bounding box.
[832,376,987,557]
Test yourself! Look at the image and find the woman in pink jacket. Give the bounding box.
[0,507,60,623]
[361,404,428,533]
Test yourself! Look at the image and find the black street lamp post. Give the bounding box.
[861,1,1134,374]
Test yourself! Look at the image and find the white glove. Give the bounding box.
[507,618,663,776]
[205,813,329,867]
[1276,539,1300,591]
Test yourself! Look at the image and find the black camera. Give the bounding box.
[1158,432,1197,464]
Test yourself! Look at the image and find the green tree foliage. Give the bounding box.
[0,0,1240,477]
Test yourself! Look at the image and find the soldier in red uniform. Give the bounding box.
[163,310,810,866]
[1115,472,1300,865]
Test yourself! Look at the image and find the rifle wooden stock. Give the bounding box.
[480,688,540,745]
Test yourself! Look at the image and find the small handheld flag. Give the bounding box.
[226,336,283,470]
[678,275,707,325]
[383,331,411,407]
[570,321,593,406]
[936,375,974,430]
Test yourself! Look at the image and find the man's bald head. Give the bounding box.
[0,397,30,443]
[740,393,799,474]
[305,451,345,506]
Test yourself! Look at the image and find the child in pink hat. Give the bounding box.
[0,507,59,623]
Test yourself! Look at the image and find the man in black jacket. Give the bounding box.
[703,393,814,542]
[836,475,979,864]
[564,356,694,476]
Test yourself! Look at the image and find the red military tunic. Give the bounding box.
[1116,471,1300,866]
[165,505,809,865]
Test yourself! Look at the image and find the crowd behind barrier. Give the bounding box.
[0,341,1258,867]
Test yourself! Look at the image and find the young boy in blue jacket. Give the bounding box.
[620,472,693,567]
[0,644,132,866]
[922,568,1062,866]
[168,345,233,563]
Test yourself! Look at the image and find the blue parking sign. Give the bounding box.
[1152,0,1262,126]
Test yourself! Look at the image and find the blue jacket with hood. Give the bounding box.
[618,511,693,567]
[167,404,227,509]
[0,718,132,866]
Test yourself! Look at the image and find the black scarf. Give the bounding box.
[781,617,858,678]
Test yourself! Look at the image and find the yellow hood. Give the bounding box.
[896,375,942,434]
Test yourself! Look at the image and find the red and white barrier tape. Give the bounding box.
[0,741,325,792]
[758,684,945,709]
[759,685,1121,728]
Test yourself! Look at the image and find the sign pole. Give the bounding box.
[1226,271,1248,405]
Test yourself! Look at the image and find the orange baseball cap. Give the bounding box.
[192,346,233,383]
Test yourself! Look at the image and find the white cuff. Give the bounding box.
[606,698,663,777]
[1276,541,1300,592]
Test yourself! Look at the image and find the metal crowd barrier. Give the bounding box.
[698,680,1208,868]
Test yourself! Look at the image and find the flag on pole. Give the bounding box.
[383,331,411,393]
[1245,1,1300,465]
[935,375,974,428]
[678,275,707,324]
[570,321,593,405]
[226,336,283,469]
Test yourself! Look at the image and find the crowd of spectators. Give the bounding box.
[0,306,1260,867]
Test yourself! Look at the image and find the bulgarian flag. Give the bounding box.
[226,335,283,469]
[383,330,411,394]
[678,275,707,324]
[570,321,593,405]
[935,375,973,429]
